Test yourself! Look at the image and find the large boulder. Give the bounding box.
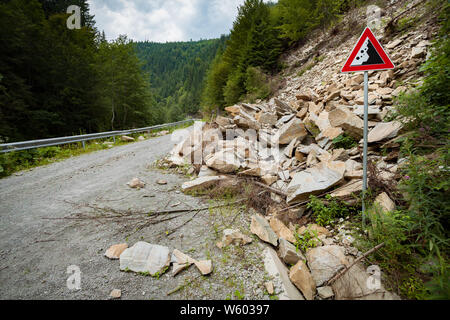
[329,106,364,138]
[286,161,345,204]
[332,260,400,300]
[306,245,348,287]
[274,118,308,145]
[205,150,241,173]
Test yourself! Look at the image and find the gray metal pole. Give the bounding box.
[362,71,369,227]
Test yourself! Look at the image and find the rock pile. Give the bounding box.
[161,2,435,300]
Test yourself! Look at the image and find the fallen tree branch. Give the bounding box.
[44,199,246,221]
[166,209,202,236]
[325,242,385,286]
[251,181,287,197]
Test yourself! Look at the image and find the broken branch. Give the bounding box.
[325,242,385,286]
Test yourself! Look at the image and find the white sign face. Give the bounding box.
[350,38,384,67]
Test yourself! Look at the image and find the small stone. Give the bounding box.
[121,135,134,142]
[194,260,213,275]
[265,281,275,295]
[105,243,128,260]
[110,289,121,299]
[127,178,145,189]
[156,179,168,185]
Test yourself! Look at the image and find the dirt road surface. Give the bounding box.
[0,127,269,300]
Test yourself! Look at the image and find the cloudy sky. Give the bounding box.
[88,0,255,42]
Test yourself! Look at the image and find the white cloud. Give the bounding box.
[88,0,248,42]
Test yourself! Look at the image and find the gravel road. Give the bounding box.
[0,128,270,300]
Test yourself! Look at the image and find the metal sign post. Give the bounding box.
[340,27,395,228]
[362,71,369,227]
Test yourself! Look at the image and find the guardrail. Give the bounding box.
[0,119,198,154]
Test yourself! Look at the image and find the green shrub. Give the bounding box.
[398,155,450,254]
[307,194,350,226]
[294,227,320,253]
[332,134,358,149]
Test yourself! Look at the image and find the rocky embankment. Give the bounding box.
[156,1,438,300]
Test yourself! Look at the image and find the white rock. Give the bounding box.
[286,161,345,204]
[205,150,241,173]
[120,242,171,276]
[368,121,403,143]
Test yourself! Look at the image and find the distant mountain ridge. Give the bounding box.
[134,37,228,122]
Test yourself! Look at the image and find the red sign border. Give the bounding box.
[341,27,395,73]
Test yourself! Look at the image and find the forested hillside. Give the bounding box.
[0,0,153,142]
[201,0,370,113]
[135,38,227,123]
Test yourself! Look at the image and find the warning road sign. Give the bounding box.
[341,27,394,73]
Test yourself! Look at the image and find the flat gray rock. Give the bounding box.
[120,241,170,276]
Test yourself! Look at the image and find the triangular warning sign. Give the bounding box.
[341,27,394,73]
